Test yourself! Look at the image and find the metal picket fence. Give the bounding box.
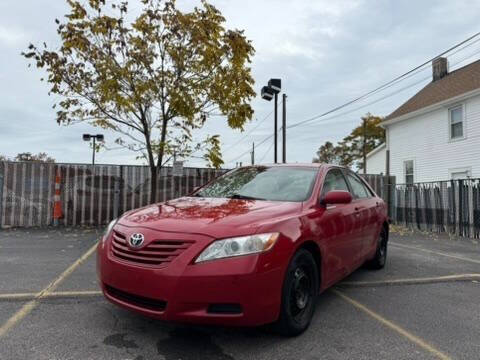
[395,179,480,239]
[0,161,226,228]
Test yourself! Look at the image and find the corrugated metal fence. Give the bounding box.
[0,162,395,229]
[0,161,226,228]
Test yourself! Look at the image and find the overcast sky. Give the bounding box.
[1,0,480,168]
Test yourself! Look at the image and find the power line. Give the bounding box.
[288,77,430,130]
[284,32,480,130]
[226,74,428,163]
[227,133,273,163]
[258,141,275,163]
[288,44,480,131]
[226,32,480,165]
[222,99,283,155]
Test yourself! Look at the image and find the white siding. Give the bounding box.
[387,94,480,183]
[366,146,386,174]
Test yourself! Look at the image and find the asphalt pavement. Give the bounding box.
[0,226,479,360]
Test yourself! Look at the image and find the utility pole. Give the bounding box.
[251,142,255,165]
[363,117,367,175]
[274,92,278,164]
[282,94,287,163]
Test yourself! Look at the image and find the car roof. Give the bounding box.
[245,163,343,170]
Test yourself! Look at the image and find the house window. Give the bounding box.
[450,167,471,180]
[449,105,464,139]
[451,171,468,180]
[404,160,414,184]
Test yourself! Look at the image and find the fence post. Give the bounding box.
[115,165,123,218]
[390,176,396,221]
[468,180,474,238]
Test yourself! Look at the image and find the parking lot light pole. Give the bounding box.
[261,79,282,163]
[82,134,104,166]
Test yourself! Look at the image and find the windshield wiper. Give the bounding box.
[229,193,265,201]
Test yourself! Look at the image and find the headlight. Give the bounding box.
[195,233,279,263]
[102,218,118,246]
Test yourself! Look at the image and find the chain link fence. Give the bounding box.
[0,161,226,228]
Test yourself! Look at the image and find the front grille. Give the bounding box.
[111,230,193,267]
[105,284,167,312]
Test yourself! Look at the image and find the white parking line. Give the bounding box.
[332,289,452,360]
[340,273,480,287]
[0,242,98,338]
[0,290,102,301]
[390,242,480,265]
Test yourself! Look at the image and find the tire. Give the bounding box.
[274,248,319,336]
[366,226,388,270]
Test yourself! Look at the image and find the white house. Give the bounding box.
[364,143,386,175]
[366,57,480,183]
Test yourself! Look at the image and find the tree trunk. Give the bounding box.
[149,164,157,204]
[154,117,169,203]
[139,112,157,204]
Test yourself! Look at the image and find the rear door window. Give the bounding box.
[345,172,370,199]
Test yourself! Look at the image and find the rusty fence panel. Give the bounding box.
[0,161,226,228]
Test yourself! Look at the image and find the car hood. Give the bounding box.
[118,196,302,238]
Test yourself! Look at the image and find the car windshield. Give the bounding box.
[194,166,318,202]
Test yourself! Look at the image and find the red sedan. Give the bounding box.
[97,164,389,335]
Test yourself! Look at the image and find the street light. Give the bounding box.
[261,78,286,163]
[82,133,104,166]
[261,86,274,101]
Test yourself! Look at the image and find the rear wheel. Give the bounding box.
[366,226,388,269]
[274,249,319,336]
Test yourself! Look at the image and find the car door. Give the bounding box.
[343,171,379,261]
[313,168,363,286]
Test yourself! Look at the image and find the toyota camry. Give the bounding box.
[97,164,389,335]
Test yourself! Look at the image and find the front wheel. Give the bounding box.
[274,249,319,336]
[366,226,388,270]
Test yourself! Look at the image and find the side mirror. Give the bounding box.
[320,190,352,206]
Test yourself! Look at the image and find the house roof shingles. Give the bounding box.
[384,59,480,121]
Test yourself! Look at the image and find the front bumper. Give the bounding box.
[97,226,287,326]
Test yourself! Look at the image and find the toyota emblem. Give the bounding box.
[129,233,145,248]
